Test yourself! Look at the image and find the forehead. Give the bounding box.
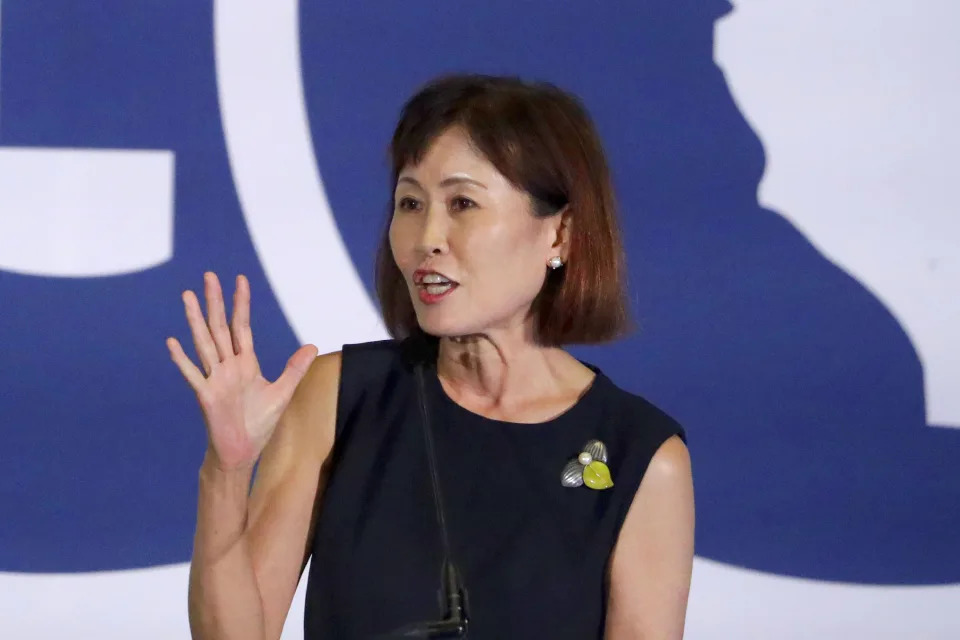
[397,127,498,183]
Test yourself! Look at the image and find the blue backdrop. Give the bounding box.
[1,0,956,620]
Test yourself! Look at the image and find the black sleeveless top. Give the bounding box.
[304,338,687,639]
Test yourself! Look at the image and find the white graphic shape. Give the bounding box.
[686,558,960,639]
[213,1,386,636]
[0,148,174,276]
[0,563,310,639]
[716,0,960,428]
[0,0,175,278]
[213,0,387,356]
[3,558,959,639]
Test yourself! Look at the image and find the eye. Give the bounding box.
[395,196,421,212]
[450,196,476,211]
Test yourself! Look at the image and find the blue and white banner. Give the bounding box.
[1,1,957,637]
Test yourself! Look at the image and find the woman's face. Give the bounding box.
[389,126,564,338]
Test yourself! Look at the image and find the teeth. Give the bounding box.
[425,284,453,295]
[422,273,451,284]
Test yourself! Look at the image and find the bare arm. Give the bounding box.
[188,454,262,639]
[169,272,339,640]
[246,351,340,639]
[187,350,340,640]
[605,435,695,639]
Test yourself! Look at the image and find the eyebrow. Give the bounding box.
[396,176,488,190]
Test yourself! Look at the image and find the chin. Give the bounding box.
[414,313,479,339]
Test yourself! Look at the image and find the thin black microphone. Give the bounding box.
[376,352,469,639]
[383,559,468,638]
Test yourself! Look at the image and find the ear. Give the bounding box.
[548,205,573,261]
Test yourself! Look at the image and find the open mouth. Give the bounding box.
[417,282,458,300]
[420,282,457,295]
[413,269,459,296]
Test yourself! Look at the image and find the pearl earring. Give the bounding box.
[547,256,564,269]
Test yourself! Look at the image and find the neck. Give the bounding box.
[433,326,579,415]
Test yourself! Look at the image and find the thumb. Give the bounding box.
[274,344,319,403]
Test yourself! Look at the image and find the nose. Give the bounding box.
[415,205,450,256]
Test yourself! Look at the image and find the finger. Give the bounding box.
[273,344,319,405]
[183,289,220,375]
[230,274,255,356]
[166,336,208,392]
[204,271,235,361]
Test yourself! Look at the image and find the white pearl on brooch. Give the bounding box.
[578,451,593,465]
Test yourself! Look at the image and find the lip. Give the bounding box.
[413,268,459,305]
[417,282,458,304]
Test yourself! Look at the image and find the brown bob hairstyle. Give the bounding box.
[375,73,631,347]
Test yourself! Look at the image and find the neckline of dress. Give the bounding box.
[425,358,607,430]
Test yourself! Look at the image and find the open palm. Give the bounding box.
[166,272,318,470]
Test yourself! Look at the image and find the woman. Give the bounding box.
[168,74,694,639]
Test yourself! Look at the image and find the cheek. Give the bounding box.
[388,217,411,268]
[464,226,546,295]
[465,216,529,256]
[482,219,545,268]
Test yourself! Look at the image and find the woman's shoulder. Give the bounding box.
[592,368,688,446]
[341,335,428,357]
[340,336,415,370]
[336,336,432,395]
[342,337,400,350]
[341,334,438,371]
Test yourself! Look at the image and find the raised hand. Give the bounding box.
[166,272,318,471]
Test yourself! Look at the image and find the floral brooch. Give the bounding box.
[561,439,614,490]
